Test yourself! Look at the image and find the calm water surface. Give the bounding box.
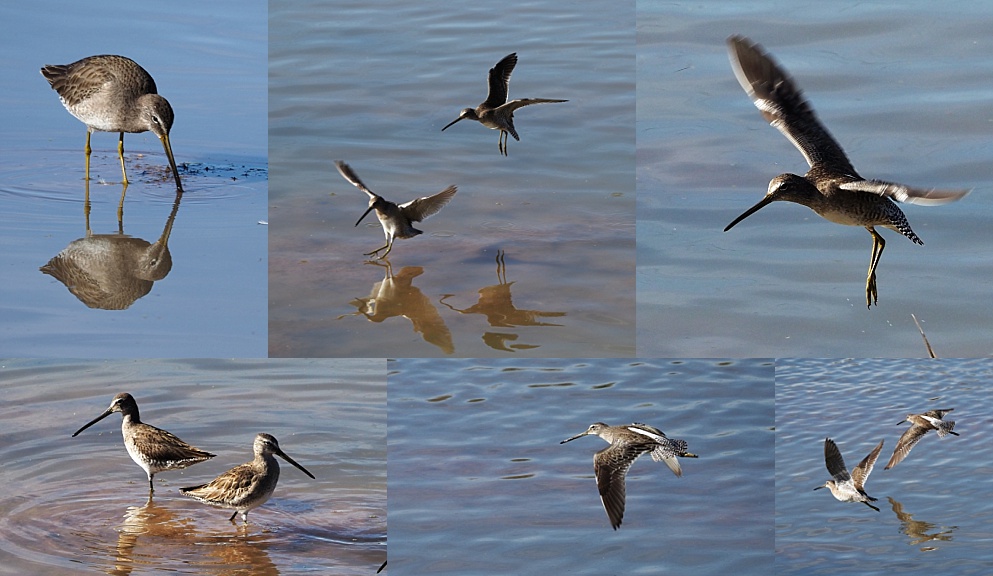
[387,358,773,574]
[777,359,993,575]
[0,0,268,357]
[0,359,386,575]
[269,0,635,357]
[638,1,993,356]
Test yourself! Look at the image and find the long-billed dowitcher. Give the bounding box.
[723,36,969,308]
[814,437,883,511]
[560,422,698,530]
[180,433,315,523]
[41,55,183,190]
[441,53,567,156]
[72,392,215,493]
[335,161,457,259]
[885,409,958,470]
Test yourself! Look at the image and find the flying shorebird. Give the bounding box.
[814,437,883,511]
[72,392,215,493]
[723,36,969,308]
[442,53,567,156]
[180,433,316,523]
[885,408,958,470]
[336,160,457,259]
[41,55,183,190]
[560,422,698,529]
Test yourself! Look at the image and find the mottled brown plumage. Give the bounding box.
[337,160,457,259]
[72,392,215,492]
[180,433,315,523]
[885,409,958,470]
[561,422,697,529]
[442,53,567,156]
[723,36,969,307]
[41,55,183,189]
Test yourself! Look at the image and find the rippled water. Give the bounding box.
[0,359,386,575]
[777,358,993,575]
[0,0,268,357]
[268,0,635,357]
[638,1,993,356]
[387,358,774,574]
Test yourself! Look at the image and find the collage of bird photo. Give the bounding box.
[2,1,993,575]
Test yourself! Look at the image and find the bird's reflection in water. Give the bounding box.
[41,181,182,310]
[111,495,191,575]
[441,250,565,352]
[110,494,279,576]
[340,260,454,354]
[887,496,956,552]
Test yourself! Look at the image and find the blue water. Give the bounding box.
[0,358,385,575]
[0,0,267,357]
[387,358,774,574]
[638,1,993,356]
[776,358,993,575]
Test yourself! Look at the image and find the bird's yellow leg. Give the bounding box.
[865,228,885,308]
[84,131,92,181]
[364,243,390,257]
[117,132,130,185]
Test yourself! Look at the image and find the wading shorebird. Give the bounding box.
[723,36,969,308]
[442,53,567,156]
[885,409,958,470]
[814,437,883,511]
[336,160,457,259]
[41,55,183,190]
[180,433,315,523]
[72,392,215,493]
[560,422,698,529]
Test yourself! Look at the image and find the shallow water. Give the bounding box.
[0,359,386,575]
[0,0,268,357]
[268,0,636,357]
[638,1,993,356]
[387,358,774,574]
[776,358,993,575]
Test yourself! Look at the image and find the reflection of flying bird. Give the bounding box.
[336,161,456,259]
[885,409,957,470]
[72,392,215,493]
[814,437,882,511]
[561,422,697,530]
[180,433,315,523]
[440,250,566,329]
[723,36,969,308]
[41,54,183,189]
[887,496,955,549]
[442,53,567,156]
[343,263,455,354]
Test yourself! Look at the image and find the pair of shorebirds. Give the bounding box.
[560,421,698,530]
[723,36,969,308]
[72,392,315,523]
[41,55,184,191]
[815,409,958,511]
[339,53,567,259]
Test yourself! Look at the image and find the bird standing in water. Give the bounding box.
[41,55,183,190]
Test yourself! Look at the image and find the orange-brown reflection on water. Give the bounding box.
[0,359,386,575]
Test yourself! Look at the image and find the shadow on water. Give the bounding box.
[886,497,956,552]
[440,250,566,352]
[339,260,455,355]
[40,180,183,310]
[338,250,568,355]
